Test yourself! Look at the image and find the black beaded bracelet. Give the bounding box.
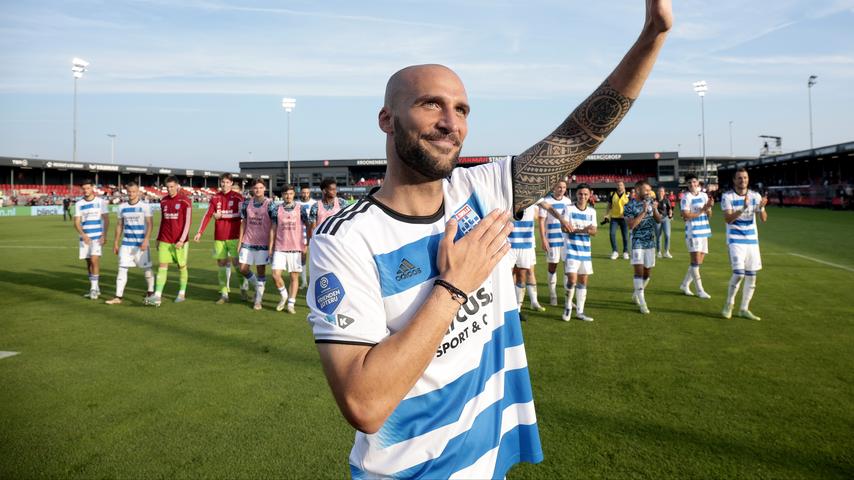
[434,279,468,306]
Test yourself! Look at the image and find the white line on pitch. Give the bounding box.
[0,351,20,360]
[789,253,854,273]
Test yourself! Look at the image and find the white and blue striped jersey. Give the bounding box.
[74,196,109,241]
[681,191,712,239]
[563,204,597,262]
[510,205,537,251]
[721,190,762,245]
[307,157,542,479]
[538,194,572,248]
[118,200,152,247]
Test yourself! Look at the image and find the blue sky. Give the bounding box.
[1,0,852,171]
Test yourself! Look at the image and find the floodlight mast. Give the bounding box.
[281,97,297,185]
[807,75,817,149]
[692,81,708,184]
[71,58,89,163]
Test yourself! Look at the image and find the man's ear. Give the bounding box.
[378,107,394,134]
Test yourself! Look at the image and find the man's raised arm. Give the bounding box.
[512,0,672,213]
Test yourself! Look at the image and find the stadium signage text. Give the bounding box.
[185,170,195,176]
[586,154,623,160]
[125,167,148,173]
[45,161,85,169]
[12,159,29,166]
[159,169,172,174]
[88,164,120,172]
[356,159,388,166]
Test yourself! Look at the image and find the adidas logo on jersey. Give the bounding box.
[396,258,422,281]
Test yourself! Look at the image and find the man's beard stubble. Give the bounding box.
[393,117,460,182]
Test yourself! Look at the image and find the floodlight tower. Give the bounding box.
[107,133,116,163]
[808,75,817,149]
[281,97,297,185]
[693,80,708,184]
[71,58,89,163]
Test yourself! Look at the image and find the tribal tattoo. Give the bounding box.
[512,81,635,215]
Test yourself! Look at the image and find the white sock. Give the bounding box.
[740,273,757,311]
[115,267,128,297]
[278,285,287,299]
[565,282,576,310]
[177,289,185,297]
[726,272,744,306]
[515,283,525,306]
[255,276,266,302]
[576,284,588,314]
[681,268,693,289]
[548,272,557,297]
[643,277,650,289]
[690,264,705,293]
[633,276,646,305]
[225,266,232,289]
[526,284,540,307]
[243,272,257,288]
[287,297,296,305]
[90,274,99,291]
[144,268,154,293]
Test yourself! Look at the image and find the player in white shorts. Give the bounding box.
[538,180,573,306]
[721,168,768,321]
[680,173,713,298]
[271,185,312,314]
[106,181,155,304]
[73,179,109,300]
[511,203,546,312]
[561,184,597,322]
[624,181,662,314]
[238,179,273,310]
[296,186,316,289]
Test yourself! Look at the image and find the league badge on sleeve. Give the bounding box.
[315,273,345,315]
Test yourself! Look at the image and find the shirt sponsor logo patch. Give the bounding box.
[315,273,345,315]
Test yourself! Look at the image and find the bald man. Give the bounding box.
[306,2,672,477]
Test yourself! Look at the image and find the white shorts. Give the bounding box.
[118,245,152,268]
[546,245,566,264]
[239,247,269,266]
[271,251,303,272]
[728,243,762,272]
[686,237,709,254]
[565,258,593,275]
[512,248,536,269]
[631,248,656,268]
[79,241,102,259]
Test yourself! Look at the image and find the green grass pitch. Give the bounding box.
[1,205,852,479]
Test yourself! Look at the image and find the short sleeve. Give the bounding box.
[454,156,513,214]
[624,202,638,220]
[73,201,82,217]
[307,233,388,345]
[680,196,689,212]
[720,193,731,212]
[144,203,153,217]
[309,203,318,224]
[239,200,248,219]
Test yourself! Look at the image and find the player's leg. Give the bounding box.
[238,247,257,301]
[525,266,544,311]
[738,247,762,320]
[680,239,696,296]
[213,241,230,302]
[148,244,171,306]
[609,219,619,259]
[575,273,593,321]
[272,268,286,311]
[300,247,309,289]
[174,243,189,303]
[547,261,559,306]
[227,240,239,292]
[512,267,525,307]
[108,247,129,304]
[89,255,101,299]
[690,248,711,298]
[655,222,663,257]
[562,270,578,321]
[287,270,299,314]
[253,261,267,310]
[663,217,672,257]
[631,250,649,314]
[619,219,629,259]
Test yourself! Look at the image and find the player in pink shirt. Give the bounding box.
[239,179,273,310]
[269,185,311,314]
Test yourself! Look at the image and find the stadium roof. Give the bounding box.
[0,156,237,177]
[718,140,854,170]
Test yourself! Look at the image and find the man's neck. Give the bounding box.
[735,187,748,195]
[253,196,265,203]
[552,194,564,200]
[372,160,444,217]
[84,194,95,201]
[576,201,588,210]
[128,198,140,205]
[323,196,336,204]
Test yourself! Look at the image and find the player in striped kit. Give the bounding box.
[270,185,311,314]
[307,1,672,471]
[73,179,109,299]
[194,173,244,304]
[625,181,662,314]
[239,179,272,311]
[721,168,768,320]
[106,181,154,304]
[537,180,573,306]
[679,174,713,298]
[146,176,192,307]
[510,204,546,312]
[309,178,347,233]
[561,183,597,322]
[297,186,316,289]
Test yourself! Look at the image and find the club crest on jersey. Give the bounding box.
[315,273,345,315]
[452,204,481,238]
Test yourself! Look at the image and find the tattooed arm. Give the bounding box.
[512,0,673,214]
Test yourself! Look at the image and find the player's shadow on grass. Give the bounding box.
[558,408,849,478]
